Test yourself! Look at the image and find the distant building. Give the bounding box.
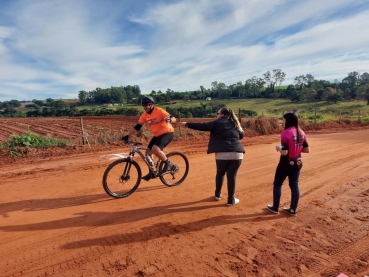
[205,97,212,100]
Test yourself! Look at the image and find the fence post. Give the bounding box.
[339,109,342,123]
[314,109,317,126]
[178,111,182,136]
[80,117,85,145]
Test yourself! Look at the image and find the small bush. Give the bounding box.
[4,131,68,148]
[243,116,281,135]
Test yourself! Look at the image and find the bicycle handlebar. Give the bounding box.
[123,139,143,146]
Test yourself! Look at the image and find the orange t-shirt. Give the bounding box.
[138,106,174,137]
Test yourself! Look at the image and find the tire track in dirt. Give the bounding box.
[213,131,369,276]
[233,131,369,214]
[1,219,140,277]
[299,177,369,276]
[1,129,369,277]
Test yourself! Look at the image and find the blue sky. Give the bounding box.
[1,0,369,102]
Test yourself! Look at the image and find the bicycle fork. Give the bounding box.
[120,156,134,182]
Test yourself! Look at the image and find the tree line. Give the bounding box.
[1,70,368,118]
[75,70,369,106]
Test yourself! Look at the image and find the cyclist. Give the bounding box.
[122,96,177,181]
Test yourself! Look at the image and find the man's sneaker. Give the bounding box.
[214,196,221,201]
[266,205,279,214]
[227,198,239,206]
[160,159,173,174]
[283,207,297,216]
[141,173,154,181]
[170,164,178,172]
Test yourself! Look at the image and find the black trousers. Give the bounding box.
[215,159,242,204]
[273,163,301,210]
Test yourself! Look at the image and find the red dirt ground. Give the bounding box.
[0,117,369,277]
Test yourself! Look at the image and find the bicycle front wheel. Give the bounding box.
[159,151,189,187]
[102,158,142,198]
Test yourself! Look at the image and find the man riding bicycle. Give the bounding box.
[122,96,177,181]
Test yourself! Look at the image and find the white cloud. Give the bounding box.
[0,0,368,101]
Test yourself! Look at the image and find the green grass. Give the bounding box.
[91,98,369,123]
[10,98,369,121]
[158,98,369,117]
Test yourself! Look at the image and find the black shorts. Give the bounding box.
[148,132,174,150]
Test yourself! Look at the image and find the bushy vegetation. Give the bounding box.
[0,130,69,157]
[1,70,369,118]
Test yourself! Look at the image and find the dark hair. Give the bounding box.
[141,96,155,104]
[218,107,243,132]
[283,112,301,142]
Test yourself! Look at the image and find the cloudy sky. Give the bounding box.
[0,0,368,102]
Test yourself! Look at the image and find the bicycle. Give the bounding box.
[102,140,190,198]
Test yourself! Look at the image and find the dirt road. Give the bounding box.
[1,129,368,277]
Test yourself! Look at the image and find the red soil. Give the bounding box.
[0,117,369,277]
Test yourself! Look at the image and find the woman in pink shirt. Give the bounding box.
[267,112,310,216]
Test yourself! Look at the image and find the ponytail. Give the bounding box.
[219,107,243,132]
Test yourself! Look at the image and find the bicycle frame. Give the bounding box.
[126,142,160,177]
[103,140,189,198]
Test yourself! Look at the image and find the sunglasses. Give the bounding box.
[142,103,151,107]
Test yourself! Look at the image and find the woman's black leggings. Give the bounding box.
[215,159,242,204]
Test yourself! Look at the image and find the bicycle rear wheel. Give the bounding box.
[159,151,189,187]
[102,158,142,198]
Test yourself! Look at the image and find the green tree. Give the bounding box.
[274,69,286,88]
[2,107,17,115]
[78,90,88,103]
[132,85,141,97]
[300,87,317,105]
[110,86,125,104]
[359,72,369,85]
[166,88,175,100]
[264,69,286,94]
[309,80,326,91]
[356,84,369,105]
[32,100,44,106]
[2,100,22,108]
[87,90,95,102]
[294,75,305,89]
[216,82,227,98]
[305,74,315,85]
[51,100,70,109]
[234,81,244,98]
[198,86,206,100]
[342,71,360,91]
[45,98,54,105]
[322,87,342,103]
[246,77,265,98]
[294,74,314,90]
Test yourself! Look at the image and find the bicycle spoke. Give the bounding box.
[159,152,189,187]
[102,159,141,198]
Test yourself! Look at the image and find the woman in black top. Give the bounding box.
[177,107,245,206]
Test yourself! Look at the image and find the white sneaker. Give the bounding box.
[214,196,221,201]
[227,198,239,206]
